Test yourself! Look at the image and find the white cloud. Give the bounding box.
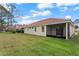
[60,7,68,12]
[16,9,51,24]
[37,3,53,10]
[41,10,51,16]
[31,10,51,17]
[15,3,22,5]
[65,15,71,19]
[56,3,77,7]
[17,15,47,24]
[19,16,31,20]
[18,18,46,25]
[16,15,32,24]
[74,7,79,11]
[56,3,79,12]
[18,19,36,24]
[55,3,79,12]
[56,3,77,12]
[16,15,46,24]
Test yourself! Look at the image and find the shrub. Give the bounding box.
[16,28,24,33]
[11,28,16,33]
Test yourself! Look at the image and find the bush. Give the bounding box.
[12,30,16,33]
[16,28,24,33]
[11,28,16,33]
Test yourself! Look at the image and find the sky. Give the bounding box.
[13,3,79,24]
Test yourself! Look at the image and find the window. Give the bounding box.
[35,27,36,32]
[42,26,44,32]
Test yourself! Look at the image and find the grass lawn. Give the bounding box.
[0,32,79,56]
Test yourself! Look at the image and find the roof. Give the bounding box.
[15,24,27,29]
[26,18,71,27]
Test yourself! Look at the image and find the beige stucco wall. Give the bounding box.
[63,26,66,37]
[69,23,75,37]
[24,22,75,38]
[24,26,46,36]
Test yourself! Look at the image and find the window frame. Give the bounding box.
[34,27,36,32]
[42,26,44,32]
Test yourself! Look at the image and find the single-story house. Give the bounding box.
[74,19,79,32]
[24,18,75,40]
[15,24,26,30]
[74,23,79,32]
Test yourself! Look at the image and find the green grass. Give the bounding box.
[0,32,79,56]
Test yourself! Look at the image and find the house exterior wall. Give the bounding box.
[63,26,66,37]
[69,23,75,37]
[24,26,46,36]
[24,22,75,39]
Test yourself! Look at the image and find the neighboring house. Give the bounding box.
[74,19,79,32]
[24,18,74,40]
[15,24,27,33]
[74,23,79,32]
[15,24,26,30]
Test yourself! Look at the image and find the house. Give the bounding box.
[15,24,27,33]
[15,24,26,30]
[74,19,79,32]
[24,18,74,40]
[74,23,79,32]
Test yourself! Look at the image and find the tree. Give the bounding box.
[0,4,14,32]
[0,18,7,31]
[74,19,79,24]
[5,3,16,31]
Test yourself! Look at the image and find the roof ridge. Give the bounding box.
[28,18,64,25]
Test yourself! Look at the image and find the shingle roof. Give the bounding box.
[26,18,65,27]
